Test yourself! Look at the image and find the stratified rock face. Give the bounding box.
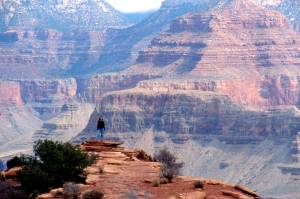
[93,0,220,73]
[0,0,129,78]
[0,0,128,32]
[86,89,300,138]
[76,73,160,103]
[18,78,77,117]
[79,0,300,141]
[19,79,77,103]
[0,30,105,78]
[0,81,22,106]
[134,0,300,109]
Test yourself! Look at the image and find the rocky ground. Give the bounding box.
[38,141,260,199]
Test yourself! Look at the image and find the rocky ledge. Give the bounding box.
[38,141,259,199]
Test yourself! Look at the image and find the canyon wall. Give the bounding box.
[78,0,300,141]
[0,29,105,78]
[76,73,160,103]
[81,87,300,139]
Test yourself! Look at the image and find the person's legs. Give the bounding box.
[100,128,104,141]
[96,129,101,140]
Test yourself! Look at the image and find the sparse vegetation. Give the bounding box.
[193,180,204,189]
[159,177,169,184]
[152,179,160,187]
[154,148,183,183]
[98,165,104,173]
[8,140,93,197]
[0,181,26,199]
[134,150,153,161]
[63,182,79,199]
[123,190,139,199]
[82,189,104,199]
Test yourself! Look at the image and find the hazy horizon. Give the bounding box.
[104,0,164,13]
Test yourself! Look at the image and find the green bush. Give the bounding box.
[154,148,183,183]
[9,140,93,196]
[18,161,51,194]
[34,140,91,184]
[82,189,104,199]
[6,155,34,170]
[7,156,22,169]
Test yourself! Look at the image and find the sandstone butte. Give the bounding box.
[35,141,259,199]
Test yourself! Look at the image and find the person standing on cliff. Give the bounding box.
[97,116,105,141]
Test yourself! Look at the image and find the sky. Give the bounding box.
[105,0,165,13]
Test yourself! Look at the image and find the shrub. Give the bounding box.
[14,140,93,196]
[63,182,79,199]
[160,177,169,184]
[98,165,104,173]
[151,179,160,187]
[123,190,139,199]
[0,181,26,199]
[154,148,183,183]
[82,189,104,199]
[18,159,51,194]
[34,140,91,184]
[134,150,152,161]
[7,157,22,170]
[193,180,204,189]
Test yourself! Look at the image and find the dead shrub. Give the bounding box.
[82,189,104,199]
[63,182,79,199]
[154,148,183,183]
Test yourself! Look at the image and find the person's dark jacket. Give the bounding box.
[97,119,105,130]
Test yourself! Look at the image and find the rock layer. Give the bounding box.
[134,0,300,109]
[83,88,300,138]
[0,30,105,78]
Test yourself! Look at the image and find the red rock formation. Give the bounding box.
[38,141,259,199]
[75,0,300,139]
[134,0,300,109]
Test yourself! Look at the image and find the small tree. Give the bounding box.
[34,140,91,185]
[154,148,183,183]
[9,140,93,196]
